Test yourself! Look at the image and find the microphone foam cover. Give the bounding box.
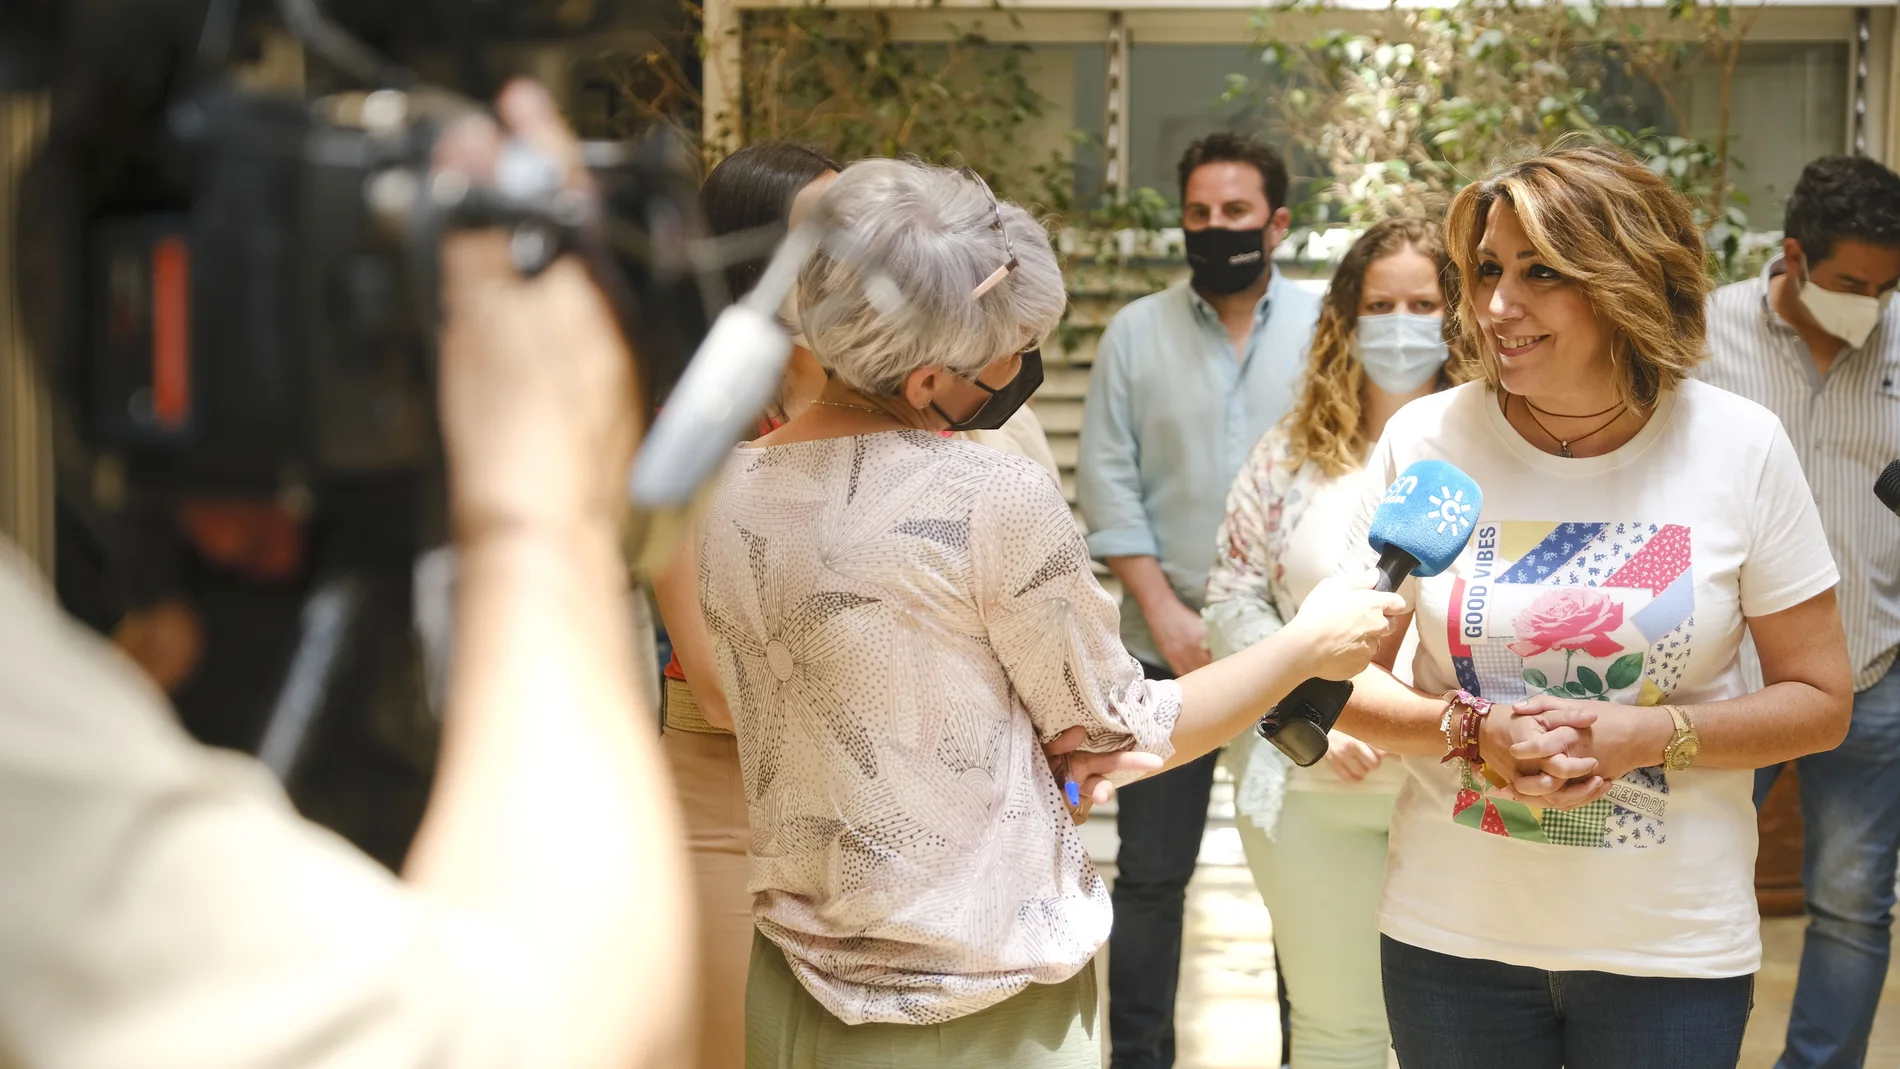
[1367,459,1484,578]
[1877,460,1900,517]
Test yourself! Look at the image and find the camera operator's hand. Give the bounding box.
[407,80,690,1069]
[433,81,639,541]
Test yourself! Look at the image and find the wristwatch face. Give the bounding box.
[1667,734,1700,771]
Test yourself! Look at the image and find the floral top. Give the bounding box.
[1204,426,1312,654]
[1204,425,1406,837]
[697,429,1182,1025]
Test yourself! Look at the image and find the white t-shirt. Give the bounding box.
[1351,380,1838,977]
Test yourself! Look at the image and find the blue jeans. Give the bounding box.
[1753,660,1900,1069]
[1381,936,1754,1069]
[1109,661,1219,1069]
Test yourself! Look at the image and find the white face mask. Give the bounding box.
[1798,273,1893,350]
[1353,312,1449,392]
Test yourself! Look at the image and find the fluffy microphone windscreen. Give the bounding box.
[1367,459,1484,577]
[1877,460,1900,518]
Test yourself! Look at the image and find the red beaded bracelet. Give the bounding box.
[1439,689,1496,783]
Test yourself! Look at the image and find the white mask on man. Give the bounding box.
[1353,312,1450,393]
[1798,270,1893,349]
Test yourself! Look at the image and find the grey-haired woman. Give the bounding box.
[695,157,1405,1069]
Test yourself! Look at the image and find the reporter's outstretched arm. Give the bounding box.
[1065,575,1403,788]
[1157,573,1404,774]
[402,81,693,1069]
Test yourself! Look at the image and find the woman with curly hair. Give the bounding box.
[1203,216,1470,1069]
[1332,145,1854,1068]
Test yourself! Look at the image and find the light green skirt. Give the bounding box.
[744,931,1101,1069]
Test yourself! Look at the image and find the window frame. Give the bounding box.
[712,1,1896,171]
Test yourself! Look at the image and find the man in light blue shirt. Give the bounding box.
[1078,132,1321,1069]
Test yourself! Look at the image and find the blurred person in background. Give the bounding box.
[1076,132,1322,1069]
[1700,155,1900,1069]
[1203,217,1469,1069]
[1333,145,1851,1069]
[652,137,840,1069]
[703,140,845,431]
[0,82,693,1068]
[697,156,1404,1068]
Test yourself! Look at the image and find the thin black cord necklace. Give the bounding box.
[1523,397,1624,421]
[1513,394,1626,458]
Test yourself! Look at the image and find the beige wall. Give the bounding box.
[1887,7,1900,162]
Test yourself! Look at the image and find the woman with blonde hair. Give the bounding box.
[1330,144,1853,1067]
[1203,216,1469,1069]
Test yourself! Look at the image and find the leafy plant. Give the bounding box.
[1233,0,1618,224]
[736,5,1050,196]
[609,3,1177,346]
[1230,0,1761,278]
[1611,0,1765,220]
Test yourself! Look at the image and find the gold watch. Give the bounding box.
[1661,704,1700,772]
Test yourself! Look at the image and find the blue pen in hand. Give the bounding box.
[1050,749,1087,824]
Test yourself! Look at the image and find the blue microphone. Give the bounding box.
[1258,460,1484,766]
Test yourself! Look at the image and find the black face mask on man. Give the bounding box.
[932,349,1044,431]
[1184,226,1269,295]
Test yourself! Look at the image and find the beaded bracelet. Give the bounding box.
[1438,689,1495,783]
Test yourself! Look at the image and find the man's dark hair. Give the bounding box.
[701,139,843,300]
[1176,133,1290,213]
[1784,155,1900,265]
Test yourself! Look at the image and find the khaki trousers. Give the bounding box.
[662,715,754,1069]
[745,931,1101,1069]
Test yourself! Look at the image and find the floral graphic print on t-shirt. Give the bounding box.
[1442,520,1695,849]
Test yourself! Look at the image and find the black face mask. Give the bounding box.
[932,349,1044,432]
[1184,226,1269,295]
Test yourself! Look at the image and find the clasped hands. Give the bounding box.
[1480,695,1677,810]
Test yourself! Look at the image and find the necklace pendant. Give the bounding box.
[1559,442,1573,458]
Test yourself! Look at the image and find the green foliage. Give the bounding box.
[1234,0,1618,225]
[1232,0,1762,279]
[728,6,1175,344]
[1600,126,1752,275]
[733,10,1175,247]
[1028,144,1177,349]
[609,0,1774,345]
[736,5,1049,197]
[609,2,1177,344]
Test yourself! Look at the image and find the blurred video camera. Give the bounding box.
[11,0,739,540]
[4,0,813,825]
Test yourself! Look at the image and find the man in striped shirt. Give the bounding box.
[1700,155,1900,1069]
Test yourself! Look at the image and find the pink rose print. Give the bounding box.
[1506,588,1626,659]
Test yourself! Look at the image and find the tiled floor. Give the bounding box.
[1083,778,1900,1069]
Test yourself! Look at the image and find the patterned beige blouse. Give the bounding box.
[698,428,1182,1025]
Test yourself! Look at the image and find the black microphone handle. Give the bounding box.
[1372,544,1421,594]
[1258,544,1421,767]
